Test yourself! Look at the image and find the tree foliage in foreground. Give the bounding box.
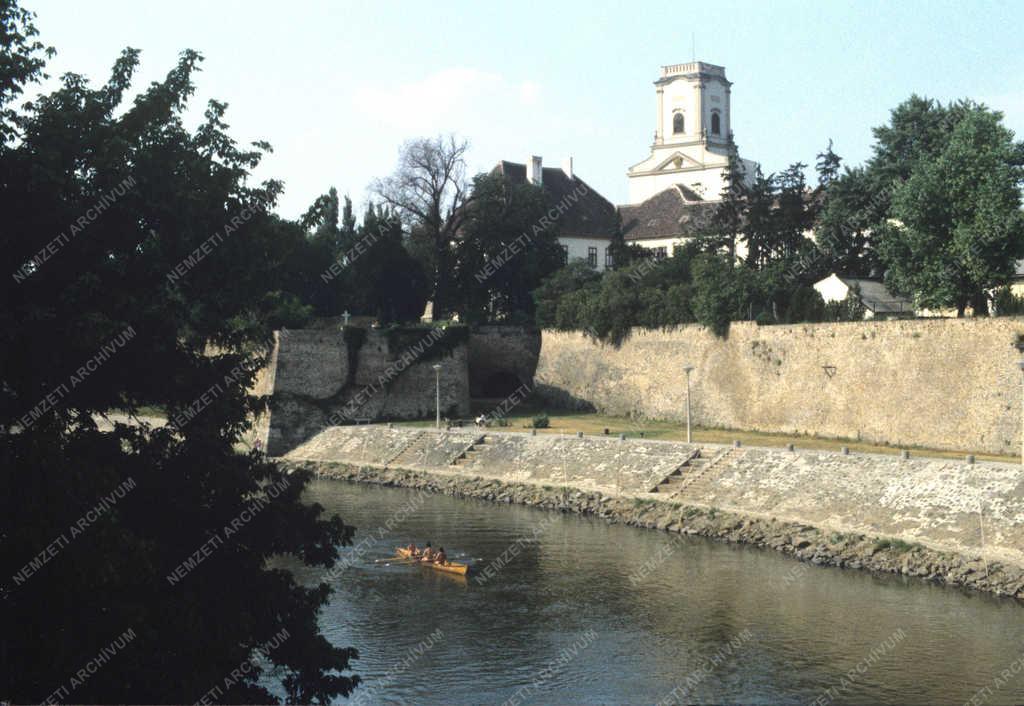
[0,5,358,702]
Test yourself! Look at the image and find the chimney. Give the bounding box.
[562,156,574,179]
[526,155,543,186]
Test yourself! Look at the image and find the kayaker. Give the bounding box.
[420,542,436,562]
[405,542,419,557]
[434,547,447,565]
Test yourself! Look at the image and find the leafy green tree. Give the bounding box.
[783,285,827,323]
[532,260,601,328]
[1,12,357,703]
[877,105,1024,315]
[453,172,564,324]
[815,139,842,187]
[348,204,430,323]
[605,212,648,270]
[740,166,777,268]
[690,254,743,336]
[814,166,881,276]
[773,162,813,261]
[700,139,747,259]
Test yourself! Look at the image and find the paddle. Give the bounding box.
[374,556,420,565]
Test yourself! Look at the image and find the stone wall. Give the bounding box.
[535,318,1024,455]
[259,327,470,455]
[467,325,541,397]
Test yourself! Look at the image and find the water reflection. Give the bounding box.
[272,481,1024,705]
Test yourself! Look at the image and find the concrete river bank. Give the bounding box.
[274,480,1024,705]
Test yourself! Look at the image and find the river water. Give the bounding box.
[275,480,1024,705]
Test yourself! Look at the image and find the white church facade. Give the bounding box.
[626,62,756,204]
[497,60,758,270]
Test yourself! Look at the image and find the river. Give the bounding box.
[273,480,1024,705]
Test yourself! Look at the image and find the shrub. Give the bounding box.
[531,413,550,429]
[994,287,1024,316]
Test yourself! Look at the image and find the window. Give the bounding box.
[605,247,614,269]
[710,111,721,136]
[587,246,598,268]
[652,246,668,260]
[560,244,569,265]
[672,112,684,134]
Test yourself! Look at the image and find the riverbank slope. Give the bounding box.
[280,426,1024,599]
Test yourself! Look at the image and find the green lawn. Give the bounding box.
[398,408,1019,464]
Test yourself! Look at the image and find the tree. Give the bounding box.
[814,166,881,276]
[0,0,52,143]
[453,172,565,324]
[1,16,358,703]
[700,139,747,259]
[690,254,742,336]
[372,135,472,317]
[740,166,776,268]
[877,105,1024,315]
[348,204,430,323]
[532,260,602,329]
[773,162,813,262]
[815,139,842,188]
[605,212,647,270]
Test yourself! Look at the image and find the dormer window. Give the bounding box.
[672,112,684,134]
[710,111,721,136]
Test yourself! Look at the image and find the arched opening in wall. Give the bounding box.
[710,111,721,136]
[479,371,525,399]
[672,112,684,134]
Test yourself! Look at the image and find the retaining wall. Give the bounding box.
[282,425,1024,569]
[534,318,1024,455]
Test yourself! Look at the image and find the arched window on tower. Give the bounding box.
[672,112,684,134]
[710,111,721,136]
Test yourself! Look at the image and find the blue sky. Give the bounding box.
[27,0,1024,219]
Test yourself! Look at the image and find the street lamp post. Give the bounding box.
[683,365,695,444]
[432,363,442,430]
[1018,360,1024,466]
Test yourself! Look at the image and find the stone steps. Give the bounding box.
[673,449,742,497]
[386,431,431,467]
[452,435,487,466]
[651,449,705,493]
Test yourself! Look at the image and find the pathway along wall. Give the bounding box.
[534,318,1024,456]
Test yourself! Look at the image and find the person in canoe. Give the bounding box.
[404,542,420,557]
[419,542,436,562]
[433,547,447,565]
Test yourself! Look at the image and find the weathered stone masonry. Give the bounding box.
[282,425,1024,600]
[535,318,1024,455]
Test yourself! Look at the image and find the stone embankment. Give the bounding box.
[281,425,1024,600]
[285,462,1024,600]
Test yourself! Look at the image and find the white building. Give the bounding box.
[620,61,758,257]
[626,62,757,205]
[495,60,758,268]
[813,273,914,318]
[492,156,619,271]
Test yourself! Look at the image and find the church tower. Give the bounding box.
[626,62,754,204]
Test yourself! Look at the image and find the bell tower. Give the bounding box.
[628,61,753,205]
[654,61,731,146]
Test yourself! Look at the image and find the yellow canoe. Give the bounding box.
[396,547,470,576]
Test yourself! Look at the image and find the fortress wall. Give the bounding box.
[534,318,1024,455]
[261,327,471,455]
